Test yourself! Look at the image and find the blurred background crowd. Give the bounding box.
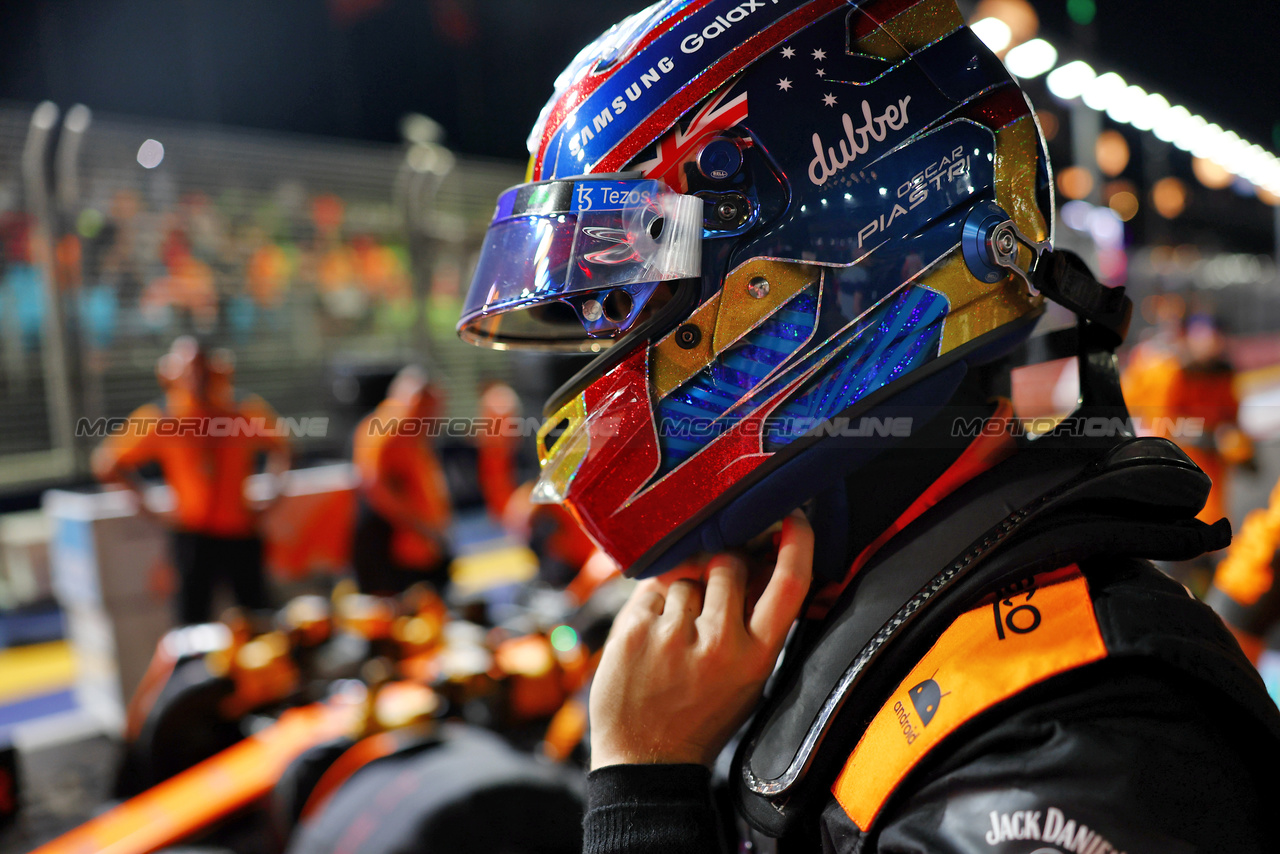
[1,0,1280,852]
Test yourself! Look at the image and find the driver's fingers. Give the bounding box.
[701,555,748,630]
[749,510,814,651]
[663,577,705,625]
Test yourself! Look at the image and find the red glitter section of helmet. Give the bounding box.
[566,347,810,570]
[560,346,661,564]
[956,84,1032,130]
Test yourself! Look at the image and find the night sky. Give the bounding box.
[0,0,653,158]
[0,0,1276,160]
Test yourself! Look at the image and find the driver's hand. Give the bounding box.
[588,510,813,769]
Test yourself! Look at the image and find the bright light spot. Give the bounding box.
[1151,177,1188,219]
[137,139,165,169]
[1060,200,1093,231]
[1057,165,1094,201]
[971,17,1013,52]
[1105,85,1147,126]
[1095,130,1130,177]
[549,625,578,652]
[32,101,59,131]
[1046,60,1095,100]
[1108,190,1140,222]
[1128,93,1170,132]
[1004,38,1058,79]
[1257,152,1280,194]
[1189,123,1225,159]
[1213,131,1246,171]
[76,208,104,239]
[1192,156,1234,190]
[1067,0,1096,26]
[1082,72,1126,112]
[1171,115,1208,153]
[1088,205,1124,249]
[64,104,91,134]
[1153,105,1192,144]
[401,112,443,145]
[1234,146,1265,183]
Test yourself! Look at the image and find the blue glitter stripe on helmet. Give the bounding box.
[764,287,946,450]
[655,284,820,473]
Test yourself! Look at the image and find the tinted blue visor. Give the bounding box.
[458,178,702,351]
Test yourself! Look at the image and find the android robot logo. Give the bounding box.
[908,676,947,727]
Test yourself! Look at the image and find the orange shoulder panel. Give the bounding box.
[831,567,1107,832]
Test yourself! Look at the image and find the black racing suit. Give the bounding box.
[583,558,1280,853]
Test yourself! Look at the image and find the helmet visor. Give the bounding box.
[458,177,702,350]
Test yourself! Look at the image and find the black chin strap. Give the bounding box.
[1031,249,1133,351]
[1029,249,1134,417]
[1006,249,1134,418]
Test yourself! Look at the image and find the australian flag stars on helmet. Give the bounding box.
[458,0,1055,578]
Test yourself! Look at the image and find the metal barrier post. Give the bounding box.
[21,101,78,477]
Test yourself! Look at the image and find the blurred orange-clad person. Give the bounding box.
[1162,316,1252,525]
[92,337,290,624]
[1207,476,1280,664]
[1121,295,1184,438]
[246,229,292,308]
[351,367,453,595]
[1123,312,1250,526]
[1120,344,1180,430]
[476,381,522,520]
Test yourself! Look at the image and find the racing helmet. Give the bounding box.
[458,0,1055,578]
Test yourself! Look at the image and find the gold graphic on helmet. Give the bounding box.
[921,251,1041,355]
[532,394,590,504]
[853,0,964,63]
[995,115,1050,246]
[652,292,723,400]
[713,260,822,353]
[920,115,1047,355]
[650,260,821,401]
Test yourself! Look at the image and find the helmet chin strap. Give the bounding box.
[1027,249,1133,351]
[990,223,1133,415]
[1035,250,1134,417]
[975,202,1134,417]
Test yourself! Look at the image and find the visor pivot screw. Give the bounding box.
[675,324,702,349]
[696,138,744,182]
[582,299,604,322]
[747,277,770,299]
[716,199,742,223]
[993,225,1018,264]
